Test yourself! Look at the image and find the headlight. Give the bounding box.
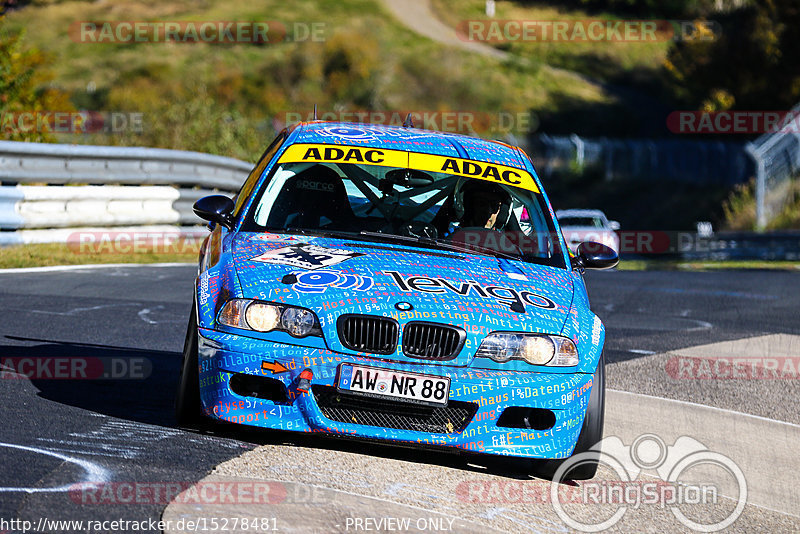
[475,333,578,366]
[281,307,316,337]
[218,299,322,338]
[245,303,281,332]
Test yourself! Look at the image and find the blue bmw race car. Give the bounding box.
[175,121,618,479]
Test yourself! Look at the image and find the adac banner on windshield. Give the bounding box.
[278,143,540,193]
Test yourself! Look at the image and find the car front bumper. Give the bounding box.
[197,328,595,459]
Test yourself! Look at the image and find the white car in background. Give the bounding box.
[557,209,621,254]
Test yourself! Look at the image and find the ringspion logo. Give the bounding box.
[550,434,747,532]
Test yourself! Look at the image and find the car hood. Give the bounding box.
[231,233,574,364]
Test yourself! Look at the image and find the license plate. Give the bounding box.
[337,364,450,407]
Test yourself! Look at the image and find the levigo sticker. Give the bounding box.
[384,271,556,313]
[277,143,539,192]
[250,243,362,270]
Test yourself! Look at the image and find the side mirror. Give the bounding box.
[193,195,234,229]
[609,220,621,231]
[572,242,619,270]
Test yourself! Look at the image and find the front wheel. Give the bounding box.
[533,352,606,480]
[175,303,204,426]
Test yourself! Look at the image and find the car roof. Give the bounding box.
[292,121,530,171]
[556,209,608,218]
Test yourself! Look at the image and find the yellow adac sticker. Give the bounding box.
[278,143,539,192]
[278,143,408,167]
[409,153,539,193]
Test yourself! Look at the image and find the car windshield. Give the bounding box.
[559,216,605,228]
[241,160,566,268]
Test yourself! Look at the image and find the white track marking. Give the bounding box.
[686,319,713,331]
[609,389,800,429]
[0,262,191,274]
[26,303,140,316]
[0,443,109,493]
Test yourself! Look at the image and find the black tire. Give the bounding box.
[175,303,204,426]
[533,352,606,480]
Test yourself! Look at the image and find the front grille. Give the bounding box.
[313,385,477,434]
[338,315,398,354]
[402,322,465,361]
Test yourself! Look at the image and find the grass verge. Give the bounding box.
[0,243,196,269]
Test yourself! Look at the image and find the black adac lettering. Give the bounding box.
[324,147,345,160]
[364,149,384,163]
[303,147,322,160]
[441,159,459,173]
[481,165,501,181]
[501,169,521,184]
[462,161,482,176]
[343,148,364,162]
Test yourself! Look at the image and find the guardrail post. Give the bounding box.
[745,142,766,232]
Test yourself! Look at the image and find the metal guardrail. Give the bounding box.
[746,104,800,230]
[0,140,252,242]
[0,140,252,189]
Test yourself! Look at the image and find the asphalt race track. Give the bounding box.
[0,264,798,533]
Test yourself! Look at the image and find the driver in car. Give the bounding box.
[460,180,509,229]
[445,181,521,256]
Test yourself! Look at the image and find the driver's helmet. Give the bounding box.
[456,179,512,229]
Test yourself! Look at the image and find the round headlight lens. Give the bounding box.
[245,303,281,332]
[477,334,515,362]
[281,307,315,337]
[518,336,555,365]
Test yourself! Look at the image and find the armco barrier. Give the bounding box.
[0,140,251,241]
[2,186,179,229]
[0,140,252,189]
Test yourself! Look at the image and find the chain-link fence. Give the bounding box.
[746,105,800,229]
